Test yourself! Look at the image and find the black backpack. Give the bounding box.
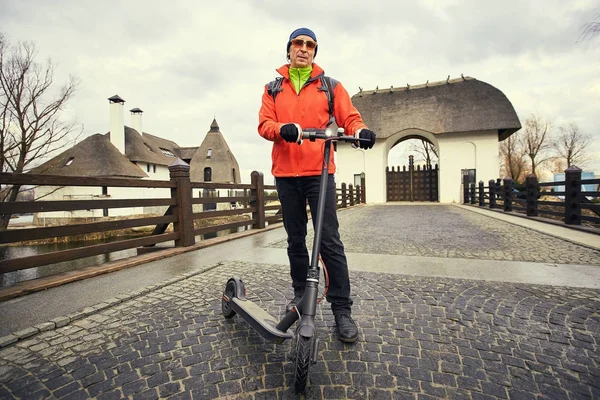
[267,75,338,126]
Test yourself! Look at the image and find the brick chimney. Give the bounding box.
[108,95,125,154]
[130,107,143,135]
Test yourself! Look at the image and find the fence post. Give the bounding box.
[169,159,195,247]
[355,185,361,204]
[470,183,476,205]
[496,178,502,200]
[360,173,366,203]
[409,155,414,202]
[525,174,539,217]
[488,179,496,209]
[341,183,347,208]
[503,177,514,212]
[349,184,355,206]
[564,166,582,225]
[463,175,469,204]
[478,181,484,207]
[251,171,265,229]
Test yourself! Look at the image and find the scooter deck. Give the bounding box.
[231,298,294,343]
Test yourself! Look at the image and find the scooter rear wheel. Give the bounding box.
[222,280,237,318]
[293,334,313,393]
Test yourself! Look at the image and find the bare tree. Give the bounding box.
[554,122,592,170]
[520,113,555,177]
[499,135,527,184]
[0,33,81,230]
[409,139,438,166]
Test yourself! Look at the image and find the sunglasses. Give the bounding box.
[290,38,317,49]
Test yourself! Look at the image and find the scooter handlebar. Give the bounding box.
[301,129,371,143]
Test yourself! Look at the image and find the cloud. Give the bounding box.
[1,0,599,182]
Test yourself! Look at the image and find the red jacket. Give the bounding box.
[258,63,367,177]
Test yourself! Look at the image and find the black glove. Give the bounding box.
[359,129,376,149]
[280,123,300,144]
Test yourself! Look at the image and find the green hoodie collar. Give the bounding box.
[289,66,313,94]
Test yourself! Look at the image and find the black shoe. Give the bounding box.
[286,293,303,313]
[334,314,358,343]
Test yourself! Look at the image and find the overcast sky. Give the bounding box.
[1,0,599,183]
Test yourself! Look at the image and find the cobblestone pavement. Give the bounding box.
[1,261,599,399]
[269,205,600,265]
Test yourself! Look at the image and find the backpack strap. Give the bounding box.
[268,75,338,126]
[267,77,284,101]
[318,76,338,126]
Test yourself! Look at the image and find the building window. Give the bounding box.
[64,157,74,167]
[207,148,212,159]
[354,174,362,187]
[160,148,175,157]
[461,169,476,185]
[147,163,150,172]
[144,143,153,152]
[153,164,156,173]
[204,167,212,182]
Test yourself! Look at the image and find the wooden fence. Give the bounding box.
[0,163,364,278]
[463,166,600,228]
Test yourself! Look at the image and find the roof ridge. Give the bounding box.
[357,76,476,96]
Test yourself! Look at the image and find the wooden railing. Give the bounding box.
[463,166,600,228]
[0,162,364,279]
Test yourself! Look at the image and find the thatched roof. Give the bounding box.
[352,77,521,141]
[31,118,240,182]
[125,127,179,166]
[190,119,241,183]
[177,147,199,163]
[29,134,147,178]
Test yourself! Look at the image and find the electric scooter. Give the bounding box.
[221,126,370,393]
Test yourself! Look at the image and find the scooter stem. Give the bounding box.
[310,140,331,270]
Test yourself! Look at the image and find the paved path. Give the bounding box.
[0,204,599,399]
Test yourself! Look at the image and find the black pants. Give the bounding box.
[275,175,352,315]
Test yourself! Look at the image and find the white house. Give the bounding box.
[31,95,241,222]
[336,77,522,203]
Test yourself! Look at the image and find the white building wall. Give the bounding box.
[336,129,500,204]
[437,130,499,203]
[137,162,170,181]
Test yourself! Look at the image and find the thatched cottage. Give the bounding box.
[336,76,522,203]
[32,95,241,220]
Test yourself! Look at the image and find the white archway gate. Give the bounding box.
[336,77,522,203]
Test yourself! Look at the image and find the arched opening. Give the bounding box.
[388,135,439,169]
[386,131,439,202]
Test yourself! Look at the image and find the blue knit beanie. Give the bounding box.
[287,27,318,57]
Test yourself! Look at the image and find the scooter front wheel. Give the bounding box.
[221,280,237,318]
[293,334,313,393]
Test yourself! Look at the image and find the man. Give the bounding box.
[258,27,376,343]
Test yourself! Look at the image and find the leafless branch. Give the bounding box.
[555,122,592,169]
[519,113,556,177]
[0,33,81,229]
[500,134,527,183]
[409,139,438,166]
